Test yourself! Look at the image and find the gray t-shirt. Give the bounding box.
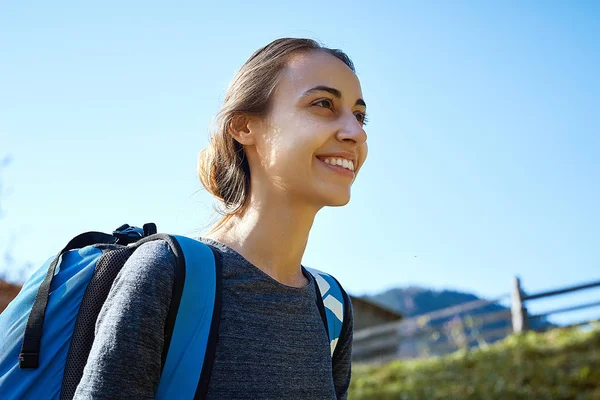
[73,238,353,399]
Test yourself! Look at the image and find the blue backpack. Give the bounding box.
[0,224,348,400]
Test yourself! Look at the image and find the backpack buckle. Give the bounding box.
[112,223,157,245]
[113,224,144,245]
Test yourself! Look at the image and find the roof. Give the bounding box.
[350,295,403,321]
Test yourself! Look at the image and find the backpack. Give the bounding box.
[0,224,348,400]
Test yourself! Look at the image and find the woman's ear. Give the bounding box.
[229,113,258,145]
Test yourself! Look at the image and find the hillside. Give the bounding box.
[350,326,600,400]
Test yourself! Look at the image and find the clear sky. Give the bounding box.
[1,1,599,324]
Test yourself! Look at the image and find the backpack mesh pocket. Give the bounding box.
[60,246,134,400]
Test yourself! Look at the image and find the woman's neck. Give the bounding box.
[205,196,318,288]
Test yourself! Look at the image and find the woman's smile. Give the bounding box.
[316,156,356,179]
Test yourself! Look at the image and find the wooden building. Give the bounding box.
[350,295,403,331]
[350,295,403,363]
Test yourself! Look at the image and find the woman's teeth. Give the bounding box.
[323,157,355,172]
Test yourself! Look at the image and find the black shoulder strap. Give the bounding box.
[195,245,223,400]
[19,232,117,369]
[159,235,187,369]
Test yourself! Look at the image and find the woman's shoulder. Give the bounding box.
[117,239,178,288]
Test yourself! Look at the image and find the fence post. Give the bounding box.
[511,276,529,333]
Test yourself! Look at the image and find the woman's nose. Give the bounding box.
[336,112,367,145]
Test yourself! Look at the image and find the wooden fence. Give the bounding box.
[511,276,600,333]
[353,276,600,363]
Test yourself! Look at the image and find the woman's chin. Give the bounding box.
[305,184,351,208]
[323,192,351,207]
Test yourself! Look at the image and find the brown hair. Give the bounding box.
[197,38,355,230]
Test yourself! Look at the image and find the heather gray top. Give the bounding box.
[74,238,353,400]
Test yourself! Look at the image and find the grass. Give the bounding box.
[349,325,600,400]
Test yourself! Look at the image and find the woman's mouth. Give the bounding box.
[316,156,356,178]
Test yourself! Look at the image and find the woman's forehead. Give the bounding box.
[278,52,363,100]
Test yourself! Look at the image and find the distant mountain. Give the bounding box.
[365,286,553,331]
[369,286,484,318]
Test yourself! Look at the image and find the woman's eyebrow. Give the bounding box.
[302,85,366,108]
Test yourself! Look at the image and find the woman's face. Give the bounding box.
[250,51,368,209]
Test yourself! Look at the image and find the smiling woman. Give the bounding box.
[198,40,368,226]
[60,38,369,400]
[192,39,368,398]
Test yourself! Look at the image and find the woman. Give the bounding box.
[74,37,368,399]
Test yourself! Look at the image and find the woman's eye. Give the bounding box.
[355,113,368,126]
[313,99,334,109]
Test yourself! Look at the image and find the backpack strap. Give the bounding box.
[154,236,222,400]
[305,267,347,357]
[19,231,117,369]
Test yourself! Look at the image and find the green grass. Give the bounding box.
[350,325,600,400]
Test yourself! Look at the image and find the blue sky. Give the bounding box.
[1,1,599,324]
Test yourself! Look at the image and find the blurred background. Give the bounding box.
[1,1,599,397]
